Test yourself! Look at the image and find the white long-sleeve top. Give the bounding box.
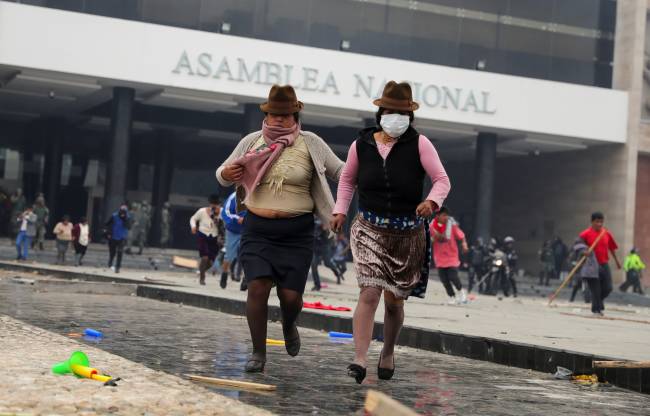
[189,207,220,237]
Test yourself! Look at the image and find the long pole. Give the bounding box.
[548,229,606,306]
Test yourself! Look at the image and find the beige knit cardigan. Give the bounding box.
[216,130,344,224]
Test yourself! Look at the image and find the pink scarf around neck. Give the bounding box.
[233,121,301,199]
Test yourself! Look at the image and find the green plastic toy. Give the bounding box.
[52,351,116,384]
[52,351,90,378]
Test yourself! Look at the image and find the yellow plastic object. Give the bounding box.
[71,364,98,379]
[71,364,112,383]
[266,338,285,345]
[91,374,112,383]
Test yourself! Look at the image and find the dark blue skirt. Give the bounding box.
[240,212,314,294]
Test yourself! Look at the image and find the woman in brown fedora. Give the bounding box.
[331,81,451,383]
[217,85,344,372]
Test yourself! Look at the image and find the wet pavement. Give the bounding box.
[1,280,649,415]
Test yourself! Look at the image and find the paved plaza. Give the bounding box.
[1,279,649,415]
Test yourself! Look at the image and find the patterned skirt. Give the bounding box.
[350,214,427,299]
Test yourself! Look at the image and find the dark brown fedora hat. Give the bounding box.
[373,81,419,111]
[259,85,304,115]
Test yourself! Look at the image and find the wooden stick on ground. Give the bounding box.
[184,374,276,391]
[548,229,606,306]
[172,256,198,269]
[594,361,650,369]
[559,312,650,325]
[364,390,418,416]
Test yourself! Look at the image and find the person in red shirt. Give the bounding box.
[431,207,469,304]
[578,211,621,316]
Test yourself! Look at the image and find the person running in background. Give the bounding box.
[15,206,37,260]
[620,248,645,295]
[190,194,223,286]
[53,215,73,265]
[32,194,49,251]
[105,204,131,273]
[579,211,621,316]
[220,191,246,288]
[467,238,487,293]
[431,207,469,304]
[332,231,350,278]
[569,237,592,303]
[503,236,518,297]
[539,240,555,286]
[72,217,90,266]
[311,217,343,291]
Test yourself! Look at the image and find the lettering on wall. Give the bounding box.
[172,51,496,115]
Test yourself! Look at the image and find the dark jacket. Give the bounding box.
[356,126,424,216]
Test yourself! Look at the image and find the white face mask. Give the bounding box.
[380,113,410,138]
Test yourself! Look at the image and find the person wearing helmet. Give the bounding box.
[503,236,518,297]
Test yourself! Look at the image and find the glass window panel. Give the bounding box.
[261,0,310,45]
[550,57,594,85]
[458,44,505,72]
[460,19,498,49]
[4,149,21,181]
[595,38,614,63]
[45,0,83,12]
[199,0,257,35]
[141,0,201,29]
[499,25,550,56]
[308,0,361,49]
[597,0,617,33]
[410,37,459,66]
[593,62,612,88]
[551,33,596,61]
[552,0,599,30]
[504,51,550,79]
[507,0,553,21]
[460,0,507,14]
[84,0,140,20]
[59,154,72,186]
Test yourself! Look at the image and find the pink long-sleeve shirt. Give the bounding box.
[333,135,451,215]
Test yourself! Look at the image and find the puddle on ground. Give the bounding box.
[1,281,648,416]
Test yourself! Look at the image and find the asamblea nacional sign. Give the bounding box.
[172,51,497,115]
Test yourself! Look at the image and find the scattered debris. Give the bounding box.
[52,351,118,385]
[303,301,351,311]
[84,328,103,338]
[553,366,573,380]
[329,331,353,339]
[266,338,285,346]
[185,374,276,391]
[365,389,417,416]
[172,256,198,269]
[594,360,650,369]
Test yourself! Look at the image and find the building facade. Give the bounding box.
[0,0,645,279]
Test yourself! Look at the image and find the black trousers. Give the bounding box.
[438,267,462,297]
[108,239,125,270]
[468,265,484,293]
[620,270,644,294]
[311,244,340,288]
[586,264,613,313]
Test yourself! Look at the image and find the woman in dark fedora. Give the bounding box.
[331,81,451,383]
[217,85,344,372]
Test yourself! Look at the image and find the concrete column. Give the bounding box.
[474,132,497,243]
[610,0,646,281]
[150,131,173,246]
[242,103,265,135]
[42,120,64,221]
[103,87,134,221]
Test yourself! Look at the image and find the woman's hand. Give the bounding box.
[330,214,347,233]
[222,164,244,182]
[416,200,437,218]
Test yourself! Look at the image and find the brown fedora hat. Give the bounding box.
[259,85,304,114]
[373,81,419,111]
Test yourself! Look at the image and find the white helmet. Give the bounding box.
[504,236,515,244]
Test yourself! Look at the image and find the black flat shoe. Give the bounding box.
[245,356,266,373]
[347,364,366,384]
[378,353,395,380]
[283,324,301,357]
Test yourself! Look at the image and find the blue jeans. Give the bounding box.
[16,231,31,259]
